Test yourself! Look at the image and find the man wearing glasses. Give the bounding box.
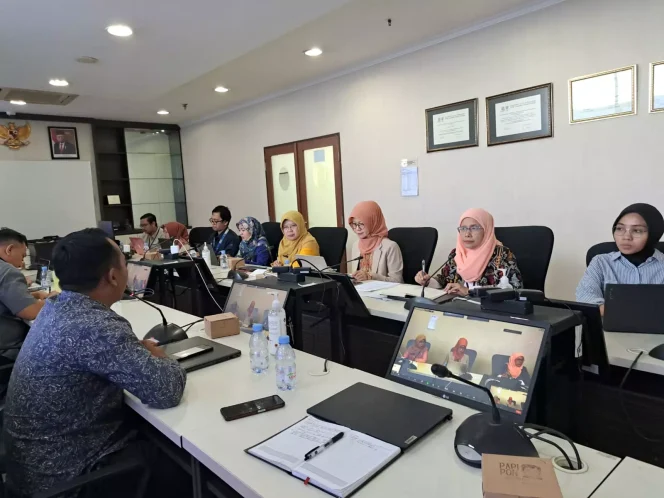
[207,206,240,257]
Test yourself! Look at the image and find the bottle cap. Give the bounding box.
[252,323,263,333]
[278,335,290,345]
[221,250,226,255]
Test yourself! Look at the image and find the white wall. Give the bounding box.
[181,0,664,299]
[0,119,99,222]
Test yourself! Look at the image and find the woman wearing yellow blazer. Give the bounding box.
[274,211,320,266]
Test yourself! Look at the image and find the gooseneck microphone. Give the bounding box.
[404,260,447,311]
[430,363,537,467]
[124,290,187,345]
[322,255,363,272]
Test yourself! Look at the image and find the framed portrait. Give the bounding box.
[48,126,79,159]
[569,65,637,124]
[486,83,553,146]
[425,98,478,152]
[650,61,664,113]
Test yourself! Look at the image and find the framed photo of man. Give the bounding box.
[48,126,79,159]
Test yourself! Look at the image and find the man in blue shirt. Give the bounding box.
[3,229,187,495]
[207,205,240,257]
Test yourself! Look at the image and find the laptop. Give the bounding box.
[295,254,328,271]
[307,382,452,450]
[130,237,146,255]
[604,284,664,334]
[386,304,549,423]
[97,221,114,238]
[163,336,241,373]
[195,244,219,266]
[126,261,152,296]
[224,281,289,333]
[324,272,371,318]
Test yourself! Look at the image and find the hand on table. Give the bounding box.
[443,283,469,296]
[141,339,167,358]
[352,270,370,282]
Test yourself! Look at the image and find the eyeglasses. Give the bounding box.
[282,224,298,231]
[238,226,249,233]
[614,226,648,238]
[209,218,224,225]
[350,222,365,230]
[457,225,483,234]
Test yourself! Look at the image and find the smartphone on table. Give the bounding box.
[220,395,285,421]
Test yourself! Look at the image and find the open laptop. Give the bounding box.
[224,281,289,333]
[295,254,328,271]
[126,261,152,296]
[163,336,241,373]
[604,284,664,334]
[386,304,549,422]
[97,221,114,238]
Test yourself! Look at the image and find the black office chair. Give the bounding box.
[387,228,438,284]
[262,222,283,262]
[494,226,554,292]
[586,241,664,266]
[308,227,348,269]
[188,227,214,247]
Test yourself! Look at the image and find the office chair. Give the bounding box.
[262,222,283,262]
[188,227,214,247]
[460,348,477,371]
[308,227,348,268]
[586,241,664,266]
[387,228,438,284]
[494,226,554,292]
[491,354,511,377]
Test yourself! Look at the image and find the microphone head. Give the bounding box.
[431,364,450,378]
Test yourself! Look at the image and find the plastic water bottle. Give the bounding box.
[143,242,150,253]
[249,323,269,375]
[267,294,283,355]
[40,266,50,292]
[283,259,290,267]
[275,335,296,391]
[220,250,229,270]
[201,243,212,268]
[497,268,512,289]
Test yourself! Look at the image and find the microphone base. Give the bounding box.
[144,323,187,346]
[454,412,538,468]
[404,296,437,311]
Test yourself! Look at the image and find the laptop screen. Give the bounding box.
[127,262,152,296]
[387,307,547,421]
[224,282,288,332]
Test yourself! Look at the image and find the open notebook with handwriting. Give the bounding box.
[246,416,401,497]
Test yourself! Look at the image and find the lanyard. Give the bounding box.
[214,229,228,253]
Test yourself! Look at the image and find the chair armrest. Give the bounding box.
[32,455,146,498]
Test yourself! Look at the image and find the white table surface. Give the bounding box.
[114,301,620,498]
[604,331,664,375]
[589,457,664,498]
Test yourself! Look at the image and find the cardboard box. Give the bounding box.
[204,313,240,339]
[483,454,562,498]
[144,251,162,261]
[227,257,245,270]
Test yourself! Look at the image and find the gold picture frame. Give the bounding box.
[649,60,664,113]
[569,65,637,124]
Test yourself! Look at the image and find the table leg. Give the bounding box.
[158,270,166,305]
[169,269,178,309]
[191,455,203,498]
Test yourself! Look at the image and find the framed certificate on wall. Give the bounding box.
[425,98,478,152]
[569,65,637,123]
[486,83,553,146]
[650,61,664,113]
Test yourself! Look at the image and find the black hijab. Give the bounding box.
[613,203,664,267]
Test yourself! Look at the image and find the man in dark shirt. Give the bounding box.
[3,229,187,495]
[207,205,240,257]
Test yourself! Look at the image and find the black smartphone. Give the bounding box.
[220,395,285,421]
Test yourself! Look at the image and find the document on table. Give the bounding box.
[354,281,400,294]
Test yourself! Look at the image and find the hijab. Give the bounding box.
[348,201,389,255]
[405,334,427,359]
[454,208,502,283]
[507,353,525,379]
[452,338,468,362]
[162,222,189,246]
[278,211,318,261]
[237,217,269,260]
[613,203,664,267]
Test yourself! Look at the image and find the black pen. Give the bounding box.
[304,432,344,461]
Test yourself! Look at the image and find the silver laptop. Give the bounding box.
[295,254,328,271]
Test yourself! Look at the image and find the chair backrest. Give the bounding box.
[406,339,432,351]
[464,348,477,371]
[494,226,554,292]
[189,227,214,247]
[491,354,510,377]
[262,222,283,262]
[586,241,664,266]
[387,227,438,284]
[308,227,348,268]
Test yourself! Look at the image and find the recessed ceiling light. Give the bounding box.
[49,79,69,87]
[214,86,229,93]
[106,24,133,37]
[10,100,26,106]
[76,56,99,64]
[304,47,323,57]
[161,129,165,132]
[157,110,169,115]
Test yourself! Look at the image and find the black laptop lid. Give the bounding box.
[163,336,241,373]
[604,284,664,334]
[307,382,452,450]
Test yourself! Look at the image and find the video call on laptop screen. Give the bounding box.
[126,262,152,296]
[224,282,289,333]
[388,307,546,421]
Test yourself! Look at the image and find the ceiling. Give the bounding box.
[0,0,563,125]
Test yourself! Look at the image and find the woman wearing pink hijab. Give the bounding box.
[349,201,404,282]
[415,208,522,295]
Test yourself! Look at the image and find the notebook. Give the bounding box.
[246,416,400,498]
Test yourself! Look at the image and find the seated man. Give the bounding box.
[139,212,166,251]
[4,228,187,495]
[0,228,50,360]
[208,205,240,257]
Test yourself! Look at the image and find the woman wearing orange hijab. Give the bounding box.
[498,353,531,384]
[415,208,522,296]
[443,338,470,375]
[349,201,403,282]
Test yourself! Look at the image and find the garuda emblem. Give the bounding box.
[0,122,31,150]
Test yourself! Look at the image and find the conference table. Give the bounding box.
[589,457,664,498]
[115,299,622,498]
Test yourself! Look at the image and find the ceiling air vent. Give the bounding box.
[1,88,78,106]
